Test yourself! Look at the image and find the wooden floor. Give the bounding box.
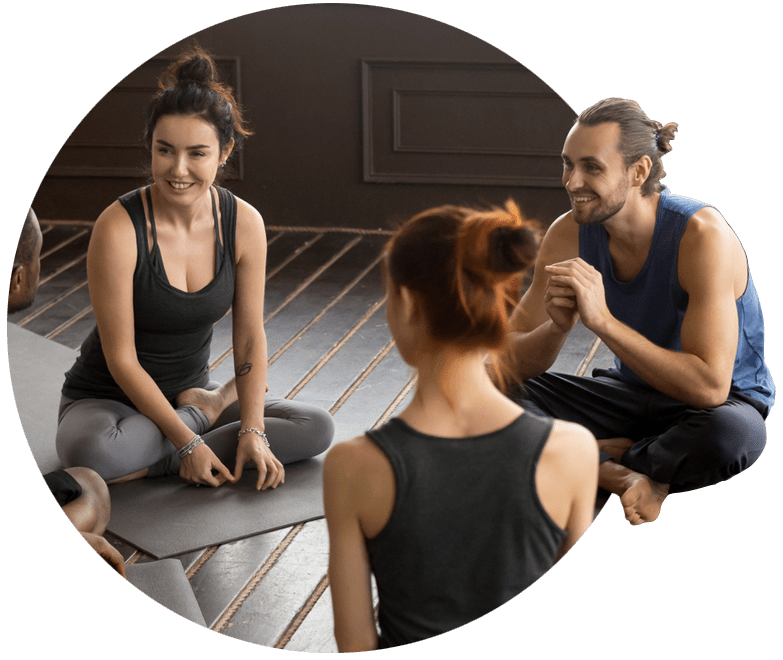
[10,220,613,652]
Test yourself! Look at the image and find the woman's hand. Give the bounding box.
[179,443,234,487]
[234,432,285,491]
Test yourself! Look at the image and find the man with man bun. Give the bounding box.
[506,98,774,525]
[10,209,125,575]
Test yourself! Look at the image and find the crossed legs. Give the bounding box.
[56,381,335,483]
[513,371,767,524]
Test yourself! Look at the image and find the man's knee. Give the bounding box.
[666,399,767,490]
[695,400,766,467]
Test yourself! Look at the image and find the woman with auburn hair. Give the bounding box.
[324,201,598,650]
[56,46,333,488]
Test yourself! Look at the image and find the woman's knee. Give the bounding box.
[265,399,335,456]
[56,400,164,479]
[307,404,335,454]
[56,424,109,475]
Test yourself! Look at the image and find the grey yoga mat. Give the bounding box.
[126,559,206,626]
[8,322,72,474]
[107,457,325,559]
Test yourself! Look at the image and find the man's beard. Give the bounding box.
[571,177,629,226]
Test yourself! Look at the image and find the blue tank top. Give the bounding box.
[365,412,566,648]
[579,187,774,413]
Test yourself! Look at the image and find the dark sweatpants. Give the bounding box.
[511,369,768,493]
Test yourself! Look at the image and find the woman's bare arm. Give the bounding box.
[230,198,283,490]
[323,440,380,652]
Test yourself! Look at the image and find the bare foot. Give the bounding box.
[175,380,237,427]
[619,474,669,525]
[598,459,669,525]
[596,437,634,462]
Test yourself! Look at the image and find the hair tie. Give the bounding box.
[488,226,531,273]
[654,132,660,143]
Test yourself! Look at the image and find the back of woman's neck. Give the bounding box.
[398,348,523,438]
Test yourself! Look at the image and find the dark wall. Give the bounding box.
[33,4,574,229]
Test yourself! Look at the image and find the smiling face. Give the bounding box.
[150,114,233,206]
[561,121,632,225]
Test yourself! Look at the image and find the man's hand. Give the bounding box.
[545,258,613,334]
[179,443,234,487]
[234,432,285,491]
[544,273,580,334]
[82,532,127,577]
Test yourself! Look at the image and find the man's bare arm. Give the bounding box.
[501,213,580,382]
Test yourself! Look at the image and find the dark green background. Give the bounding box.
[0,0,783,659]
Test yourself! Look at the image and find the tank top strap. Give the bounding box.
[517,411,555,466]
[209,187,223,271]
[214,185,238,265]
[118,186,152,271]
[144,185,160,248]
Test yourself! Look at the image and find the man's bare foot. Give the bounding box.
[596,437,634,463]
[619,473,669,525]
[175,380,238,427]
[598,459,669,525]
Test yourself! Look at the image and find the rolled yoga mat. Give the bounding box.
[126,559,206,626]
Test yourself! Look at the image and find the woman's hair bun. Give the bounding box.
[487,225,538,273]
[174,54,218,87]
[456,198,540,281]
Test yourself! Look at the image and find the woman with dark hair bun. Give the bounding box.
[56,47,334,488]
[323,201,598,651]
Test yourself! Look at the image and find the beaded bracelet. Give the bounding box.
[237,427,270,448]
[178,434,205,459]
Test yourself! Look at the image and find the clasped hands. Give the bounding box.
[544,258,612,334]
[179,432,285,491]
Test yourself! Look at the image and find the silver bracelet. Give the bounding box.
[237,427,270,448]
[177,434,204,459]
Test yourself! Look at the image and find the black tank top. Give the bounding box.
[365,411,566,648]
[62,185,237,405]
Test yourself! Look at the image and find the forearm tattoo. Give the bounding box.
[236,361,253,378]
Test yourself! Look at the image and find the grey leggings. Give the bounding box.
[56,384,335,482]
